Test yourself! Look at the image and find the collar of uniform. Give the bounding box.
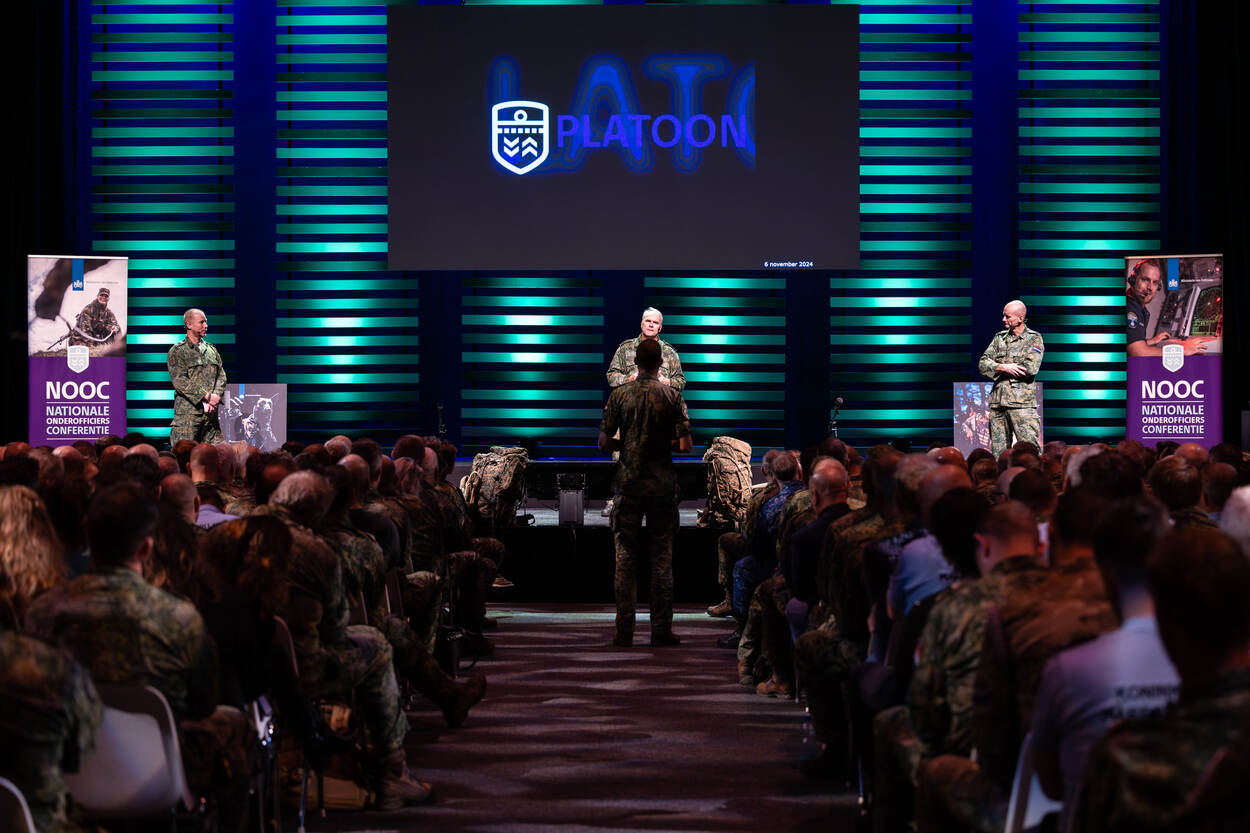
[991,553,1044,575]
[632,335,667,349]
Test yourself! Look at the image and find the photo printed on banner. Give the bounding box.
[27,256,128,359]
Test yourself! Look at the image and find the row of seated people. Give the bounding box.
[710,436,1250,833]
[0,431,503,833]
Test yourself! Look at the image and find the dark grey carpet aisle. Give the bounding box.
[309,604,861,833]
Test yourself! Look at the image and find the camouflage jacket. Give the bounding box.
[71,299,119,343]
[601,375,692,497]
[740,481,779,543]
[401,489,449,574]
[607,336,686,391]
[0,630,102,833]
[775,489,815,572]
[432,481,474,547]
[814,508,906,644]
[167,336,227,416]
[323,514,387,627]
[978,326,1044,408]
[365,494,414,572]
[1072,667,1250,833]
[974,554,1116,784]
[24,566,217,722]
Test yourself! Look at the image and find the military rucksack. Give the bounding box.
[698,436,753,528]
[460,446,529,528]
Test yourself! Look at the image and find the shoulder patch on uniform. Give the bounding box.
[1127,312,1140,328]
[1030,346,1042,354]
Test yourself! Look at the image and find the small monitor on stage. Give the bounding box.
[388,4,859,271]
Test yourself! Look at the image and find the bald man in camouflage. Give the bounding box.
[168,307,227,445]
[978,300,1044,457]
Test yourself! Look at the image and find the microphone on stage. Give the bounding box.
[829,396,844,438]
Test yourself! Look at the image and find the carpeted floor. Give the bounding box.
[308,604,862,833]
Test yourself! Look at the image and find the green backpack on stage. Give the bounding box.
[698,436,753,529]
[460,446,529,528]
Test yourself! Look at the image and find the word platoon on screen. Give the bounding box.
[388,4,859,271]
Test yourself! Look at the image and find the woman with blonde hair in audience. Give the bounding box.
[0,484,67,621]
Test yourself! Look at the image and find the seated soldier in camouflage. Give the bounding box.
[263,471,433,808]
[322,464,486,728]
[25,482,253,831]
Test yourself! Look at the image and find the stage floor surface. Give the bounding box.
[312,604,861,832]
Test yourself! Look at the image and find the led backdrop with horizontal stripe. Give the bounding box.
[86,0,1159,454]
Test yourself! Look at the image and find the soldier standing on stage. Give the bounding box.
[607,307,686,391]
[168,307,227,445]
[978,300,1044,457]
[69,287,120,347]
[599,339,692,648]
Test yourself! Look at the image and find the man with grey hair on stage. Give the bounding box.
[607,307,686,391]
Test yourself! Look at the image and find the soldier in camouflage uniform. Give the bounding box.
[606,307,686,391]
[69,287,120,347]
[265,471,433,807]
[0,623,102,833]
[168,308,227,446]
[1072,528,1250,833]
[978,300,1044,457]
[23,482,252,831]
[599,338,692,647]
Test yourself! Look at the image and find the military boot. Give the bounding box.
[374,750,434,809]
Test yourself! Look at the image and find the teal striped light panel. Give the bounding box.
[1017,1,1158,442]
[91,2,237,437]
[828,0,973,443]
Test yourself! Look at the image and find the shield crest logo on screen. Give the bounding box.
[491,101,549,175]
[1162,343,1184,373]
[67,345,89,374]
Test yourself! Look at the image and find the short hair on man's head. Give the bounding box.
[269,470,332,527]
[182,307,205,327]
[1093,495,1168,585]
[930,487,985,578]
[1115,439,1155,482]
[771,448,799,482]
[1202,462,1239,512]
[1149,528,1250,676]
[634,338,662,371]
[350,438,383,478]
[966,448,994,468]
[1209,442,1245,469]
[809,459,848,501]
[323,436,350,462]
[816,437,848,466]
[1049,486,1109,548]
[977,500,1039,547]
[969,458,997,487]
[171,439,196,472]
[196,483,224,509]
[863,445,903,506]
[1218,485,1250,557]
[255,456,295,506]
[641,306,662,321]
[894,453,938,516]
[1008,449,1042,471]
[189,443,219,479]
[760,448,782,480]
[438,441,457,478]
[1008,468,1057,516]
[158,473,198,517]
[339,454,371,503]
[87,481,158,568]
[1078,449,1142,499]
[1148,454,1201,511]
[392,434,425,462]
[281,440,305,458]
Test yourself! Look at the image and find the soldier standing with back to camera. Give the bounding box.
[599,338,692,648]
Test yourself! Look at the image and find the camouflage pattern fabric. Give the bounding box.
[168,336,226,443]
[460,447,528,527]
[1170,504,1219,531]
[612,494,678,640]
[978,326,1044,408]
[401,489,447,574]
[1071,667,1250,833]
[907,578,1002,760]
[873,704,923,833]
[775,489,815,579]
[737,574,793,685]
[973,555,1115,786]
[979,326,1044,456]
[600,375,691,497]
[70,299,119,345]
[716,531,750,591]
[366,495,414,572]
[269,508,408,755]
[25,566,217,722]
[219,480,255,517]
[914,754,1007,833]
[847,478,868,511]
[606,336,686,390]
[699,436,753,528]
[0,631,102,833]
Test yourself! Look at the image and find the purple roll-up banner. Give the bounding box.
[1124,254,1223,448]
[27,256,129,445]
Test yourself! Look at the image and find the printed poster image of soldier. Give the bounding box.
[1124,255,1222,358]
[27,257,128,359]
[220,388,284,452]
[952,382,1044,456]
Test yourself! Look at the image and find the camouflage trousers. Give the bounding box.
[448,546,498,632]
[170,410,223,446]
[794,624,864,746]
[181,704,254,833]
[399,570,441,653]
[716,531,749,589]
[873,705,923,833]
[612,493,678,639]
[914,754,1007,833]
[302,624,409,756]
[737,574,793,684]
[988,406,1038,458]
